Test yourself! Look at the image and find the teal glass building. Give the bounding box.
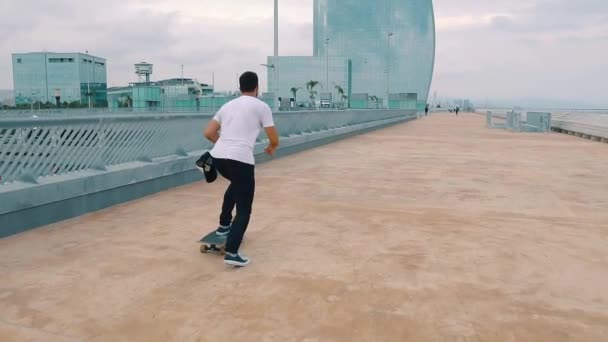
[267,56,352,108]
[12,52,108,107]
[314,0,435,109]
[269,0,435,110]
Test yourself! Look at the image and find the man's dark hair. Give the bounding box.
[239,71,258,92]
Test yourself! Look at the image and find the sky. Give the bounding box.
[0,0,607,107]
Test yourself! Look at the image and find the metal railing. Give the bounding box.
[0,105,364,119]
[481,109,608,140]
[551,113,608,140]
[0,113,213,184]
[0,106,218,119]
[0,109,411,185]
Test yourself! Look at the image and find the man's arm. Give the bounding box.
[260,104,279,156]
[203,119,221,144]
[264,126,279,156]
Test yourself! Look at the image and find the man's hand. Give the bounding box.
[264,145,276,156]
[264,126,279,157]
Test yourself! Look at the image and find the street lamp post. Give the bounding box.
[324,38,330,94]
[86,50,92,109]
[30,88,35,112]
[273,0,279,112]
[88,61,91,109]
[261,63,276,106]
[386,32,394,109]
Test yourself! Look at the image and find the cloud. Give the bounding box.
[0,0,312,91]
[1,0,607,106]
[431,0,608,106]
[435,13,514,31]
[490,16,515,30]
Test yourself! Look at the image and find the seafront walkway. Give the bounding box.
[1,113,607,341]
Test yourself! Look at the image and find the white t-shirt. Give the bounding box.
[209,95,275,165]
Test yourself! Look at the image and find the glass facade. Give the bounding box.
[313,0,435,109]
[12,53,47,105]
[270,0,435,109]
[267,56,352,108]
[12,52,108,107]
[108,78,218,111]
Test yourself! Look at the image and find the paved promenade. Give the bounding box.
[1,113,607,341]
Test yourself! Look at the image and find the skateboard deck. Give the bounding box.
[198,231,227,254]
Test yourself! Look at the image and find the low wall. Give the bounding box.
[551,113,608,142]
[0,109,416,237]
[477,109,608,142]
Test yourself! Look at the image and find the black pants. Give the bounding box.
[215,158,255,254]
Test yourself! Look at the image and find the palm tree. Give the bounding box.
[334,84,344,101]
[306,81,319,107]
[370,95,379,109]
[290,87,302,104]
[334,84,349,108]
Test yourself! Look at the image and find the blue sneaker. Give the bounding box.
[224,252,250,267]
[216,225,231,236]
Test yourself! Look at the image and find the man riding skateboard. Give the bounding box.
[201,71,279,267]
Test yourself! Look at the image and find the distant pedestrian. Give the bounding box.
[425,104,429,116]
[456,106,460,116]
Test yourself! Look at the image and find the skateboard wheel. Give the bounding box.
[220,247,226,255]
[200,245,209,254]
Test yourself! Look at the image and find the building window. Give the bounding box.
[49,58,74,63]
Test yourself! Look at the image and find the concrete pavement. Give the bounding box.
[1,113,608,341]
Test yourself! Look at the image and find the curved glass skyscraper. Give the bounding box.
[313,0,435,109]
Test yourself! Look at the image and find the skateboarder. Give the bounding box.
[202,71,279,267]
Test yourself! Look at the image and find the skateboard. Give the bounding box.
[198,230,227,254]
